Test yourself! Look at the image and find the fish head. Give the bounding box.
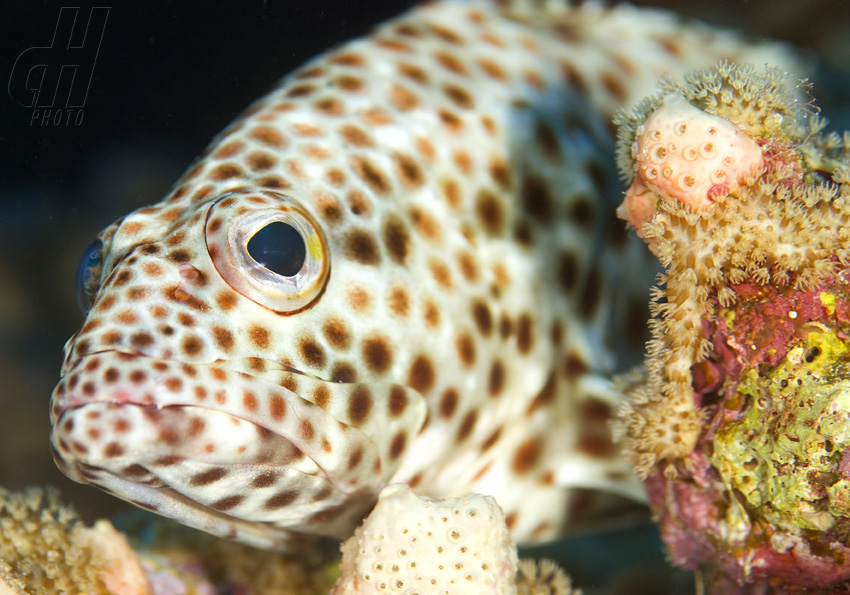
[50,188,427,549]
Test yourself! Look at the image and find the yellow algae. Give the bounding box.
[710,330,850,533]
[820,292,837,315]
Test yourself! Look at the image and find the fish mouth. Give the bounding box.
[50,350,423,544]
[72,465,333,550]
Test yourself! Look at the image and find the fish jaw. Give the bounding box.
[50,350,426,546]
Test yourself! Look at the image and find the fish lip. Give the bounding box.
[51,348,323,453]
[51,348,390,494]
[60,444,341,549]
[78,470,303,549]
[51,399,316,475]
[50,397,369,544]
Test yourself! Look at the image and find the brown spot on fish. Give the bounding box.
[299,337,326,369]
[408,355,435,394]
[388,286,409,317]
[265,491,297,510]
[323,318,350,350]
[456,333,476,367]
[190,468,228,486]
[512,439,541,474]
[383,216,411,264]
[249,325,271,349]
[362,335,392,374]
[389,432,406,459]
[389,387,408,417]
[475,189,505,235]
[457,410,477,442]
[440,388,459,419]
[351,156,391,195]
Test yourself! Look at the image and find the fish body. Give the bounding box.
[50,0,799,549]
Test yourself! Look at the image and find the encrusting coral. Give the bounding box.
[613,61,850,476]
[613,62,850,591]
[135,518,338,594]
[0,486,337,594]
[0,487,149,595]
[331,483,577,595]
[332,484,517,594]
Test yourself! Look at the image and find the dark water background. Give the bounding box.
[0,2,848,593]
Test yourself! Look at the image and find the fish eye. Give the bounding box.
[75,239,104,315]
[246,221,307,278]
[206,190,329,313]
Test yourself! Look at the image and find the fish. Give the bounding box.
[49,0,801,550]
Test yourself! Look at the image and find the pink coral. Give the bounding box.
[80,521,152,595]
[618,92,763,232]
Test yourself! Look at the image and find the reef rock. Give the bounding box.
[614,62,850,592]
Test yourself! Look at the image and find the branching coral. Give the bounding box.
[612,62,850,591]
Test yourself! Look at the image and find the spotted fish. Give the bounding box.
[50,0,799,549]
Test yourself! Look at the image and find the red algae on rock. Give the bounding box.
[613,62,850,592]
[648,266,850,590]
[711,277,837,371]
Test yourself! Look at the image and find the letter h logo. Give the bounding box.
[8,7,110,109]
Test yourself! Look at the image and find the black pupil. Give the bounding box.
[246,221,307,277]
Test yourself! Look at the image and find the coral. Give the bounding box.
[135,554,217,595]
[710,330,850,533]
[0,487,148,595]
[138,520,338,595]
[331,483,518,594]
[0,486,335,595]
[643,270,850,591]
[618,91,763,226]
[0,484,577,595]
[612,62,850,591]
[612,62,850,477]
[515,559,578,595]
[330,483,578,595]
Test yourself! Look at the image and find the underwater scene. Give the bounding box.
[2,1,850,593]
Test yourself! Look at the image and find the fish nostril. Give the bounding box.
[179,264,202,284]
[169,285,193,303]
